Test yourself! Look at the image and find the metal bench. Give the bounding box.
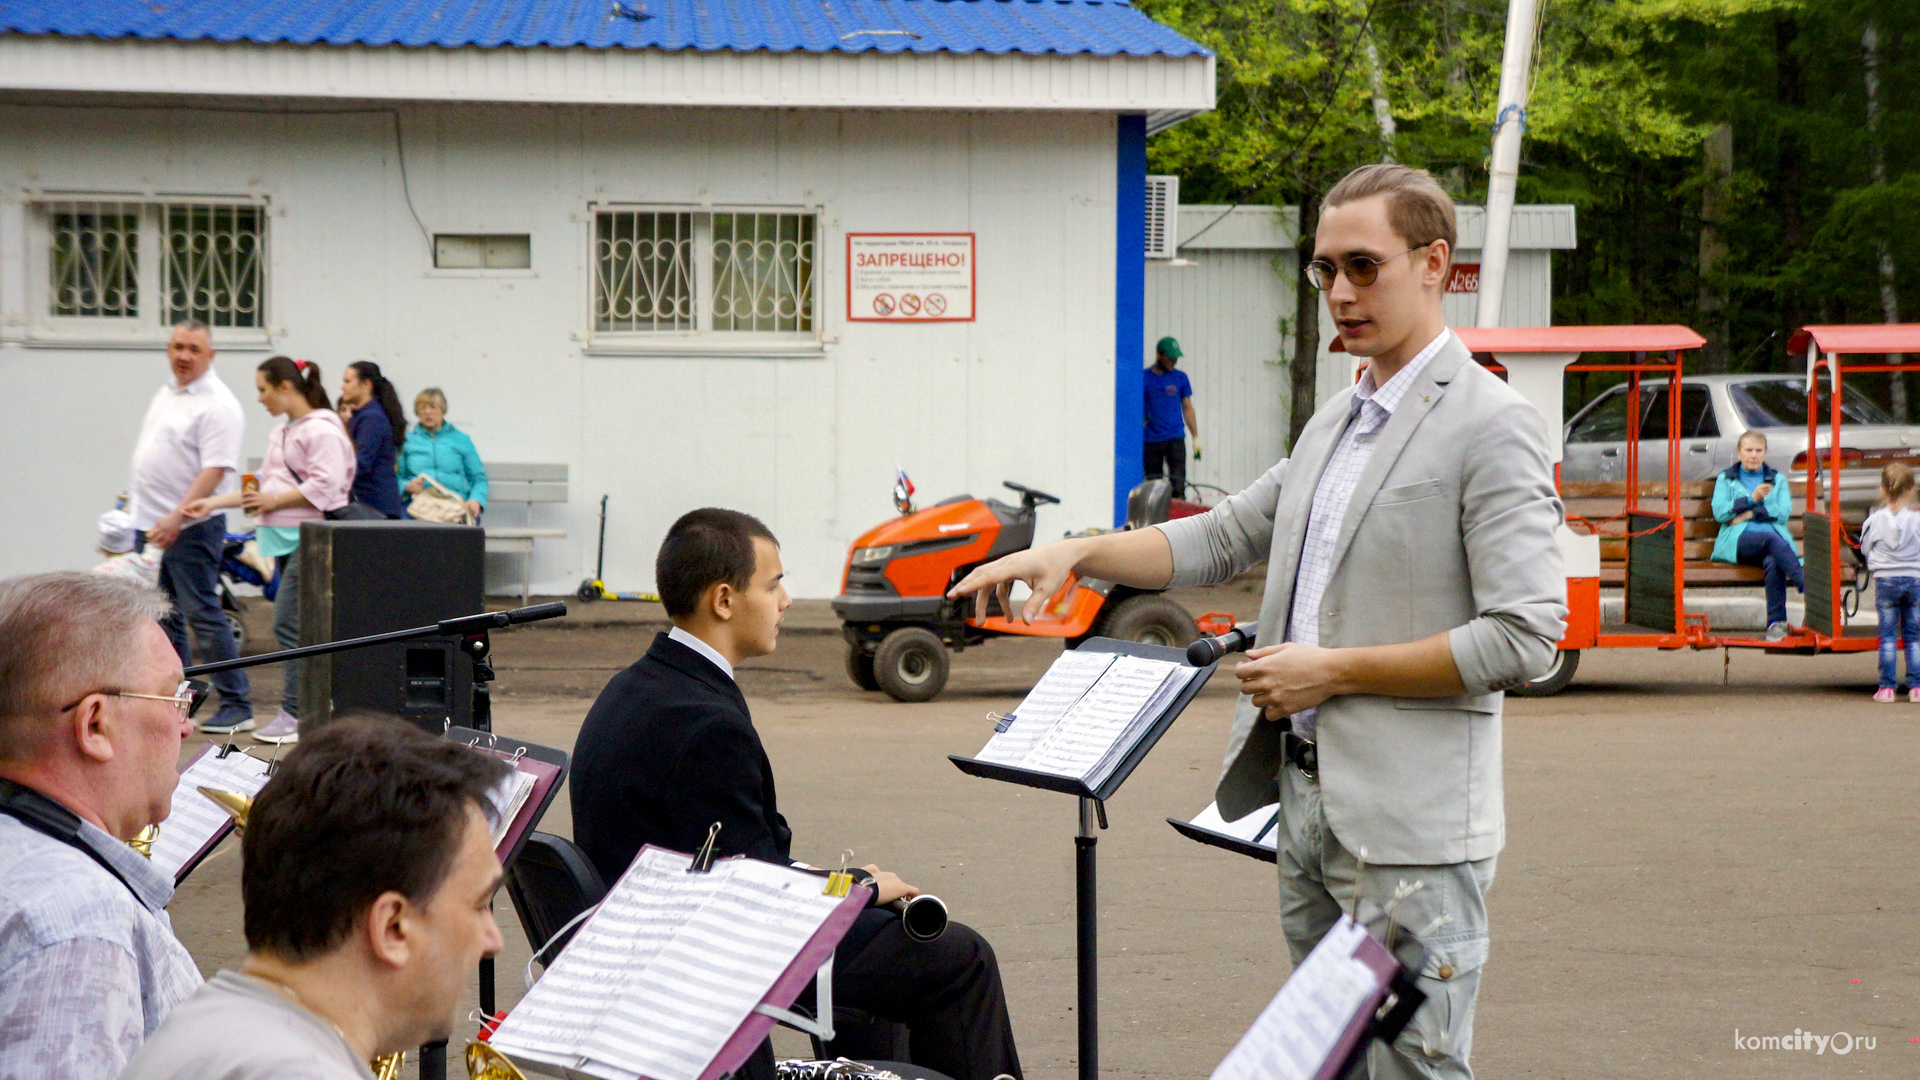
[484,463,568,603]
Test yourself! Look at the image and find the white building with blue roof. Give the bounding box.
[0,0,1213,596]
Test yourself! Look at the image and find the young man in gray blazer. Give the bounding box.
[951,163,1566,1079]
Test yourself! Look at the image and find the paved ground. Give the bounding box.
[173,587,1918,1079]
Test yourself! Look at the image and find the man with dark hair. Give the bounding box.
[572,508,1022,1080]
[0,572,202,1080]
[120,718,509,1080]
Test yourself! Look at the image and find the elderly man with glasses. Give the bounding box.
[0,572,205,1080]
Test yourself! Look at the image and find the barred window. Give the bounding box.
[49,203,140,318]
[593,207,815,339]
[595,211,694,332]
[37,198,267,331]
[163,204,265,328]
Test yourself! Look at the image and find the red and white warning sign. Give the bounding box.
[847,234,975,322]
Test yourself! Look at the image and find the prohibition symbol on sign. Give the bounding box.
[872,293,896,316]
[924,293,947,316]
[900,294,922,316]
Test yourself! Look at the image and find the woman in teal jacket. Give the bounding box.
[1711,430,1803,638]
[398,387,488,520]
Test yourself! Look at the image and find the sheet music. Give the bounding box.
[1190,801,1281,849]
[484,768,538,849]
[490,849,844,1080]
[975,650,1116,765]
[149,749,273,880]
[582,858,842,1080]
[1210,917,1383,1080]
[1022,656,1193,783]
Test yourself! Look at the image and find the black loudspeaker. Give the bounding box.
[297,520,485,734]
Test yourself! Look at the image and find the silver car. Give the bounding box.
[1561,373,1920,507]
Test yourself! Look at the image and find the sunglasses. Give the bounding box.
[59,679,211,720]
[1304,242,1434,291]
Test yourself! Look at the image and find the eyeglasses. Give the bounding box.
[59,679,210,719]
[1304,242,1434,291]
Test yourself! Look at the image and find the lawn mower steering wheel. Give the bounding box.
[1002,481,1061,510]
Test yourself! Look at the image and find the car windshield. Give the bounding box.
[1730,378,1894,428]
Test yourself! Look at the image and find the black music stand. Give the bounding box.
[443,727,569,1023]
[947,637,1215,1080]
[185,601,567,1080]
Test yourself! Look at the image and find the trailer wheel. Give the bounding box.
[224,610,248,654]
[1509,649,1579,697]
[1099,594,1201,649]
[874,628,949,702]
[845,643,881,693]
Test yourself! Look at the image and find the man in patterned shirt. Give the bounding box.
[950,164,1566,1078]
[0,573,203,1080]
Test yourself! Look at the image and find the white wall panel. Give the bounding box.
[1142,251,1290,495]
[0,101,1118,598]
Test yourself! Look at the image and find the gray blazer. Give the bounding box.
[1157,333,1567,865]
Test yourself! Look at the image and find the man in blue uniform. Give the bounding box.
[1143,335,1201,499]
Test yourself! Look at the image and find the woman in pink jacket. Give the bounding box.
[186,357,354,744]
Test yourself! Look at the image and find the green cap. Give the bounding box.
[1156,336,1182,359]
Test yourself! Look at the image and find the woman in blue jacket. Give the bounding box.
[338,361,407,518]
[398,387,488,520]
[1711,430,1803,640]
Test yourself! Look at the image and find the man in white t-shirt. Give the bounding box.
[127,320,253,734]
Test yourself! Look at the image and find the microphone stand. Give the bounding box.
[185,600,567,1080]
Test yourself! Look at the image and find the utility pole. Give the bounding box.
[1476,0,1541,328]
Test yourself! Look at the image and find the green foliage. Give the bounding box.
[1143,0,1918,380]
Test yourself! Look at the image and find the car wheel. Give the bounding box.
[845,643,881,693]
[873,627,950,703]
[1509,649,1579,697]
[1099,594,1201,649]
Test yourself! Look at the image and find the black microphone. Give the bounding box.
[1187,621,1258,667]
[436,602,569,636]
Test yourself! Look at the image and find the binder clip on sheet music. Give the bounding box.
[1211,911,1430,1080]
[487,832,872,1080]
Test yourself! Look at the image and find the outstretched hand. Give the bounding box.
[946,539,1084,624]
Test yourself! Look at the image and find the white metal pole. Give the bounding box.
[1475,0,1541,328]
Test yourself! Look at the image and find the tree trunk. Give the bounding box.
[1288,192,1323,451]
[1697,123,1733,373]
[1863,17,1907,419]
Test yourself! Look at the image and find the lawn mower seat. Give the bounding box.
[1126,478,1172,529]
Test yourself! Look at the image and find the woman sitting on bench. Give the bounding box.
[1711,430,1804,641]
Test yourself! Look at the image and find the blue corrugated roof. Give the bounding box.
[0,0,1209,57]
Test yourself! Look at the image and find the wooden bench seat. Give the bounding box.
[1565,480,1831,588]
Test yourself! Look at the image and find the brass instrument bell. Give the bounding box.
[198,787,253,830]
[467,1041,531,1080]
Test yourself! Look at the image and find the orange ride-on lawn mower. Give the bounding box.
[833,472,1218,702]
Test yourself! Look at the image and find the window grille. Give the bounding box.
[710,213,815,333]
[592,207,817,339]
[595,211,694,332]
[39,198,267,330]
[163,203,265,328]
[49,202,140,318]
